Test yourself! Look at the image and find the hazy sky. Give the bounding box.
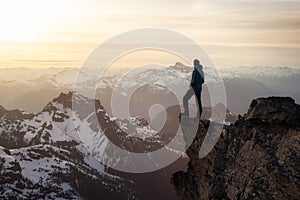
[0,0,299,68]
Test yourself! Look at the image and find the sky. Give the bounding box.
[0,0,299,68]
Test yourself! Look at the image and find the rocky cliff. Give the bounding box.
[172,97,300,199]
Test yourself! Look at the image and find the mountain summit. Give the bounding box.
[172,96,300,199]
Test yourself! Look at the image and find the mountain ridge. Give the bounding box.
[1,63,299,114]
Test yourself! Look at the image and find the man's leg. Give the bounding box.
[182,88,194,116]
[195,91,202,118]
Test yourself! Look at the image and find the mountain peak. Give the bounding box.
[51,91,91,109]
[245,96,300,126]
[169,62,192,73]
[52,91,73,105]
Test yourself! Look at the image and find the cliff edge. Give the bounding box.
[172,97,300,200]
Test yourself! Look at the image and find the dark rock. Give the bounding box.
[172,96,300,199]
[245,97,300,126]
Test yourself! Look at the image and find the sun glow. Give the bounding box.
[0,0,299,68]
[0,0,63,41]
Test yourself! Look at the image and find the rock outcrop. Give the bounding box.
[172,97,300,199]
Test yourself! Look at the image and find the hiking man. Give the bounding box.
[181,59,205,119]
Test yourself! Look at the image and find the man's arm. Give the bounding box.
[199,68,205,84]
[190,70,196,86]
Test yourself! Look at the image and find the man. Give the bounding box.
[181,59,205,119]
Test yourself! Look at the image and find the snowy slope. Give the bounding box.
[0,92,146,199]
[0,91,192,199]
[0,143,136,199]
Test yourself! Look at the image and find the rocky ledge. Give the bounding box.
[172,97,300,200]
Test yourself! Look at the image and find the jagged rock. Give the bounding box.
[172,96,300,200]
[245,97,300,126]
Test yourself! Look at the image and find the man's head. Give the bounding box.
[194,59,201,67]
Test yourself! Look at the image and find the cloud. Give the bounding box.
[1,0,300,68]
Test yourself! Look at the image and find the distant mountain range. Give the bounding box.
[0,64,299,115]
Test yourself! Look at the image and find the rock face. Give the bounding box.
[172,97,300,200]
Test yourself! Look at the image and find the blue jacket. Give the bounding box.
[190,65,204,92]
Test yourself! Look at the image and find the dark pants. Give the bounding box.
[183,87,202,118]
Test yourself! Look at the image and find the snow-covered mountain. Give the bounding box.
[94,63,299,114]
[0,144,136,199]
[221,66,300,104]
[0,64,299,114]
[0,92,146,199]
[221,66,300,79]
[0,92,193,199]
